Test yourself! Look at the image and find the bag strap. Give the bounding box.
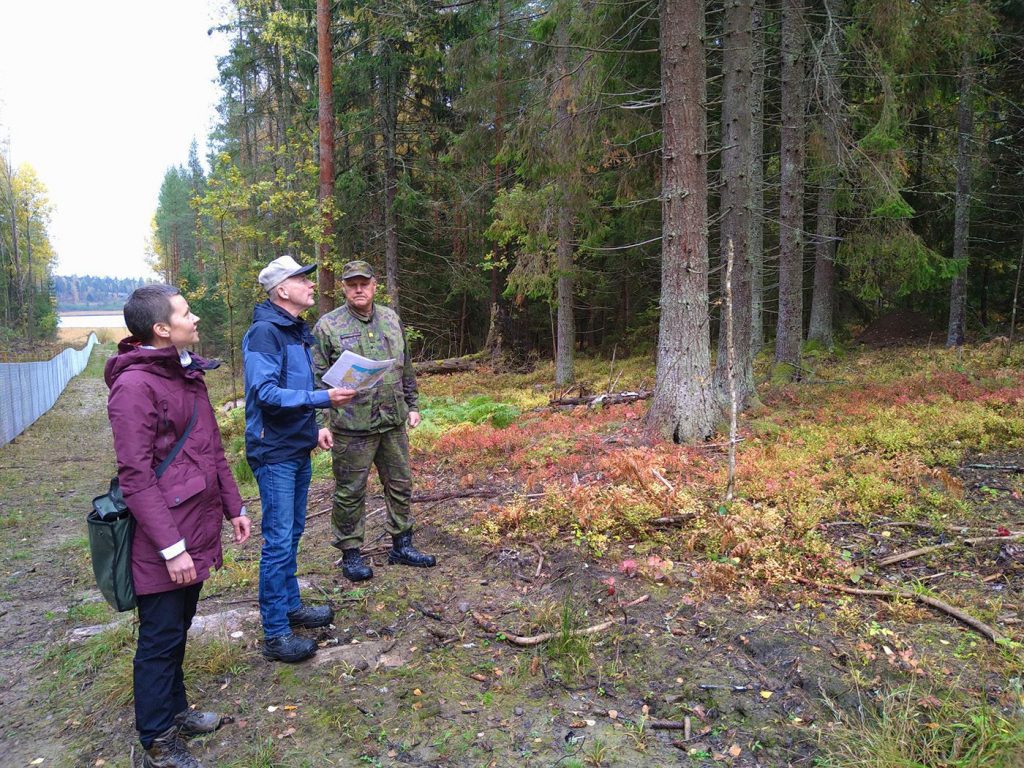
[154,400,199,479]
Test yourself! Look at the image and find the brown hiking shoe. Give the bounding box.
[142,725,204,768]
[174,709,221,737]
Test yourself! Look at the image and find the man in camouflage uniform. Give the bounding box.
[312,260,437,581]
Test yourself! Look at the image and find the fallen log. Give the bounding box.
[877,532,1024,567]
[411,488,500,503]
[549,390,653,407]
[414,354,484,376]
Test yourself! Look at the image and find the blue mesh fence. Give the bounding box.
[0,333,98,447]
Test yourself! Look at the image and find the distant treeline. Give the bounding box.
[54,275,152,311]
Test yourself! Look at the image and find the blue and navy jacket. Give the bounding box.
[242,300,331,470]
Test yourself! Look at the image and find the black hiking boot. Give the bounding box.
[262,633,317,663]
[174,709,221,737]
[143,725,204,768]
[341,548,373,582]
[388,531,437,568]
[288,604,335,629]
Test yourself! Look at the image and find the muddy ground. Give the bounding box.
[0,347,1021,767]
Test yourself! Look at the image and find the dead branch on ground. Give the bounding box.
[472,595,650,647]
[650,514,697,527]
[796,576,1004,643]
[877,532,1024,567]
[412,487,501,503]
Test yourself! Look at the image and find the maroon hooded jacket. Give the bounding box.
[105,339,243,596]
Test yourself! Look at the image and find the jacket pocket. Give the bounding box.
[338,332,361,353]
[157,471,208,509]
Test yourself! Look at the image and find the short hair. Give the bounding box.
[124,284,180,344]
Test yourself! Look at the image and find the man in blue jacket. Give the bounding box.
[243,255,354,663]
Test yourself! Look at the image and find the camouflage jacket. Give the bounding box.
[312,303,419,433]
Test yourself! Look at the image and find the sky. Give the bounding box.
[0,0,228,278]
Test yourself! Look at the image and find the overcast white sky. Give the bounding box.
[0,0,227,278]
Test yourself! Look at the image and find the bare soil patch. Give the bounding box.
[856,310,944,348]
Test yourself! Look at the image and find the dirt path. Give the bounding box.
[0,347,117,764]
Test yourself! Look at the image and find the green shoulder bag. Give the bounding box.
[88,401,198,611]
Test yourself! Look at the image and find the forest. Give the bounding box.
[150,0,1024,440]
[0,141,59,344]
[52,275,151,312]
[2,2,1024,766]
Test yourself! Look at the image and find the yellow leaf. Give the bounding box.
[413,688,423,696]
[760,691,773,699]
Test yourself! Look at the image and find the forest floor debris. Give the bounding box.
[1,342,1022,767]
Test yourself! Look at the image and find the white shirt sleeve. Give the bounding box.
[160,539,186,560]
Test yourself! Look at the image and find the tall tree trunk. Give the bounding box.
[775,0,806,373]
[749,0,766,354]
[490,0,506,315]
[380,44,401,317]
[649,0,716,443]
[25,213,33,340]
[807,0,844,348]
[555,189,575,384]
[2,156,23,321]
[808,178,837,347]
[715,0,755,409]
[553,24,575,386]
[947,48,973,347]
[317,0,336,313]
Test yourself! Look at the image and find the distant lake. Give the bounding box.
[58,312,126,328]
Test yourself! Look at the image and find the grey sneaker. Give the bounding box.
[174,709,221,737]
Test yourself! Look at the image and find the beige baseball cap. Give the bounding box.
[258,255,317,292]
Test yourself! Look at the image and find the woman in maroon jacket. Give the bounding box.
[106,284,250,768]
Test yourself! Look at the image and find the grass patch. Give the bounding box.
[49,621,138,713]
[205,548,260,594]
[68,600,113,625]
[184,636,251,683]
[819,684,1024,768]
[218,735,278,767]
[412,394,520,450]
[545,602,595,682]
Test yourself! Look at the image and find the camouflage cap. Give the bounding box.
[341,260,375,280]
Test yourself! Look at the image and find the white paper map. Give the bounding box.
[321,350,395,391]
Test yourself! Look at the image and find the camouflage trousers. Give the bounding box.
[330,427,413,550]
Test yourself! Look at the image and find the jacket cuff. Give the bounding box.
[160,539,186,560]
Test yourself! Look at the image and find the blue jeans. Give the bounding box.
[255,458,312,638]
